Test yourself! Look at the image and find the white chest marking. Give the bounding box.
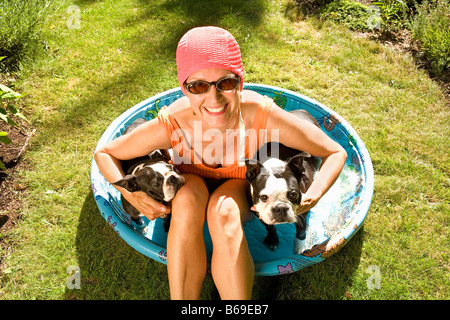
[257,158,289,202]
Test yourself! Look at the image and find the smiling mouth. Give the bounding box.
[203,104,228,115]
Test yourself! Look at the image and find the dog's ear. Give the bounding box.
[299,158,315,193]
[158,149,172,161]
[245,158,263,182]
[112,175,140,192]
[148,149,170,162]
[287,151,310,178]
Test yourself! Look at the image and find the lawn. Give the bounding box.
[0,0,448,299]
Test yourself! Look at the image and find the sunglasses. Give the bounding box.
[184,76,240,94]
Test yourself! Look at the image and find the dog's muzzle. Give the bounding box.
[270,202,296,224]
[163,174,185,201]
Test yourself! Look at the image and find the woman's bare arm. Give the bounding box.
[94,118,173,219]
[266,105,347,214]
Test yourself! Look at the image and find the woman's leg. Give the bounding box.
[167,174,209,300]
[206,179,254,299]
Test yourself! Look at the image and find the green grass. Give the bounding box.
[0,0,448,299]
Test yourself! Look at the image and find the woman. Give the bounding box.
[94,26,347,299]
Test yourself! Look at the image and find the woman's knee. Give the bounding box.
[207,187,246,240]
[171,174,209,228]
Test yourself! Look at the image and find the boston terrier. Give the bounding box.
[113,119,185,233]
[245,109,319,253]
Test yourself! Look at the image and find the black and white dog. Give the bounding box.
[245,110,319,254]
[113,119,185,233]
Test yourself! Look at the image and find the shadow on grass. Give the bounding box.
[253,228,365,299]
[65,190,171,299]
[67,187,364,300]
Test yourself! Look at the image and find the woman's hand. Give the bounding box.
[123,191,170,221]
[296,188,321,215]
[296,192,321,215]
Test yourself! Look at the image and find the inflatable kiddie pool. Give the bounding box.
[91,84,374,276]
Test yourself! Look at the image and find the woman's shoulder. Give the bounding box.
[163,96,190,115]
[242,89,264,105]
[161,96,193,120]
[161,96,198,129]
[242,90,275,110]
[241,90,274,126]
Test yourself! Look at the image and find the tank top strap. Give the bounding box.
[262,95,275,110]
[251,95,274,131]
[157,106,180,138]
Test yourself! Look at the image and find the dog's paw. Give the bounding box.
[133,217,148,235]
[135,225,148,235]
[294,238,307,254]
[264,234,279,251]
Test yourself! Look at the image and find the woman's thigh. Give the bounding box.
[171,173,209,227]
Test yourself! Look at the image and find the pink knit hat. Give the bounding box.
[176,26,244,95]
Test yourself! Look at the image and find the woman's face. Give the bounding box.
[185,68,241,130]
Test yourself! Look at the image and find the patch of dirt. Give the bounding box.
[0,117,34,266]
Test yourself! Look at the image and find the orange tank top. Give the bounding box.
[157,96,274,180]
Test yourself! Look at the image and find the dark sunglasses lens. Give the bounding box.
[188,81,210,94]
[217,78,239,91]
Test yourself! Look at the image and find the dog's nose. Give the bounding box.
[272,203,290,219]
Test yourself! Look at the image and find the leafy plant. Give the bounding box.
[409,0,450,76]
[372,0,409,31]
[0,57,28,170]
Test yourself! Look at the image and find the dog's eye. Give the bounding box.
[153,181,161,188]
[260,195,269,202]
[288,190,299,201]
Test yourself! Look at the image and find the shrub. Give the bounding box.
[409,0,450,76]
[320,0,371,31]
[294,0,336,15]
